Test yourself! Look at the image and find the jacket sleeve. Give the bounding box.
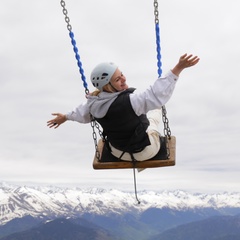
[130,71,178,116]
[66,102,91,123]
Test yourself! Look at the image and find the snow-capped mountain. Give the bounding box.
[0,182,240,225]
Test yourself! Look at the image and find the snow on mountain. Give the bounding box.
[0,182,240,225]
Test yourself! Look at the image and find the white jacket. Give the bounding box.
[66,71,178,123]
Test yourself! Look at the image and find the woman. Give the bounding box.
[47,53,199,161]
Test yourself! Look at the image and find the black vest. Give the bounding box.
[95,88,151,153]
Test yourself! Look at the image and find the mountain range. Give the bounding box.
[1,215,240,240]
[0,182,240,239]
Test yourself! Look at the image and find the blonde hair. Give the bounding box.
[91,83,116,96]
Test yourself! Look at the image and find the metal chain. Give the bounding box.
[162,106,171,138]
[90,116,104,161]
[153,0,159,24]
[60,0,72,31]
[162,106,171,158]
[60,0,89,95]
[154,0,171,158]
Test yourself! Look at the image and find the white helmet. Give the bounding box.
[90,62,118,90]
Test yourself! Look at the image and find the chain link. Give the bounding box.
[153,0,159,24]
[162,106,171,158]
[60,0,72,31]
[162,106,172,138]
[90,115,104,161]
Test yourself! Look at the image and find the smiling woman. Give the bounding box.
[47,0,199,203]
[47,0,199,166]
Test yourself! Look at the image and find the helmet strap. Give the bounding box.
[109,82,119,92]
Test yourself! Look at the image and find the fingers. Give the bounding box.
[47,121,59,129]
[51,113,60,117]
[181,54,196,61]
[187,55,200,66]
[180,53,189,59]
[190,57,200,66]
[47,113,60,129]
[180,54,200,67]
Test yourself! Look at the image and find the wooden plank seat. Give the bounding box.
[93,136,176,169]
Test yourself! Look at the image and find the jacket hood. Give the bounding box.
[87,91,122,118]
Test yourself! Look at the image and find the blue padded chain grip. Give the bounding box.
[155,23,162,78]
[69,31,89,93]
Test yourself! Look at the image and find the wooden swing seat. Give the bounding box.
[93,136,176,169]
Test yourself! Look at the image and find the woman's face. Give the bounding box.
[110,68,128,91]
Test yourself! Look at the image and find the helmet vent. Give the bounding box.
[101,73,108,80]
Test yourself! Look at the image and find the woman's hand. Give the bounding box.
[172,53,200,76]
[47,113,67,129]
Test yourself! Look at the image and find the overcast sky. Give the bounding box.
[1,0,239,193]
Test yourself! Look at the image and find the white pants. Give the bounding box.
[111,109,161,161]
